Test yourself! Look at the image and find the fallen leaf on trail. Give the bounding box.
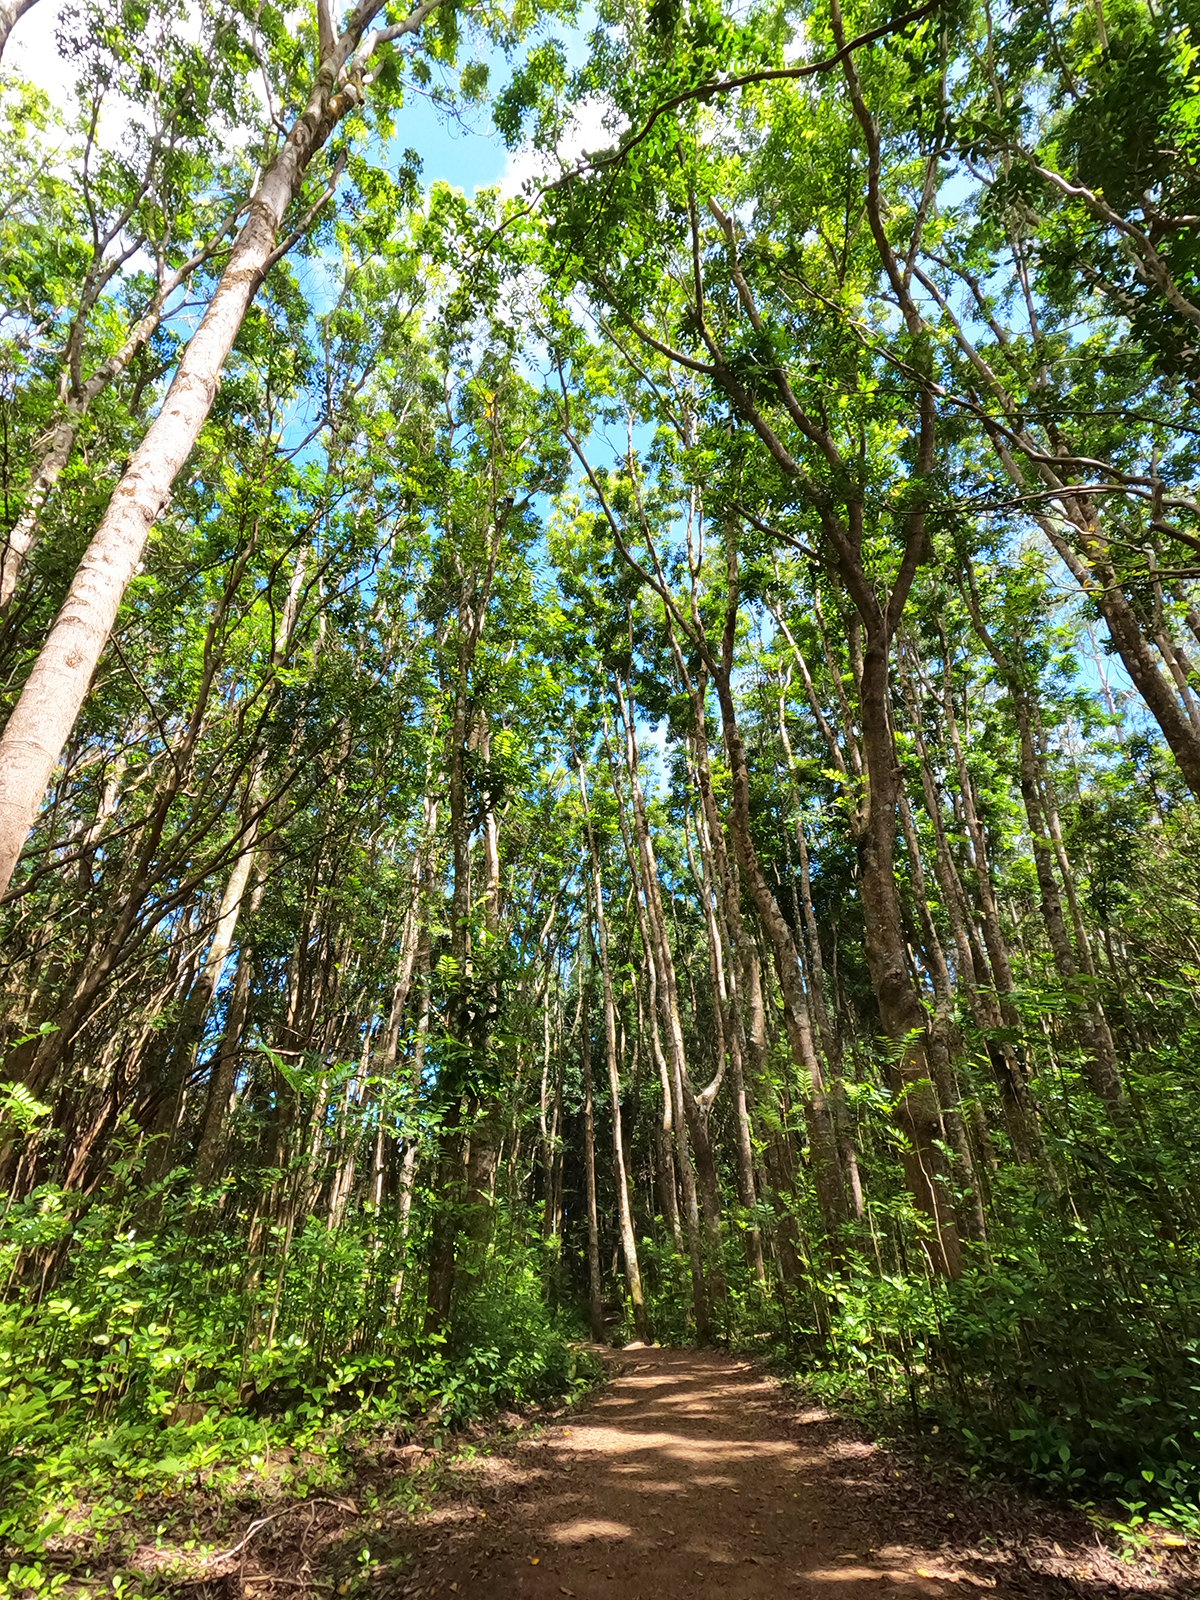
[560,1589,574,1596]
[531,1556,539,1565]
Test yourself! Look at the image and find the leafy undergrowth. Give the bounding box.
[0,1179,603,1597]
[755,1238,1200,1559]
[666,1196,1200,1560]
[1,1302,602,1598]
[2,1386,601,1600]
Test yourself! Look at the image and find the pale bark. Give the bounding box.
[194,869,263,1185]
[579,955,605,1342]
[613,679,726,1309]
[606,731,709,1336]
[391,941,430,1306]
[0,0,40,60]
[774,675,864,1219]
[638,971,682,1250]
[699,607,849,1242]
[539,973,561,1241]
[770,578,961,1274]
[896,640,1052,1179]
[960,598,1127,1113]
[688,802,764,1280]
[425,494,509,1329]
[0,0,442,900]
[144,827,261,1179]
[0,209,249,609]
[580,761,649,1341]
[895,786,988,1243]
[17,543,253,1106]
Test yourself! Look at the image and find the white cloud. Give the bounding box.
[4,2,68,103]
[499,93,626,201]
[5,0,254,149]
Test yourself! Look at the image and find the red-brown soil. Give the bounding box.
[382,1347,1192,1600]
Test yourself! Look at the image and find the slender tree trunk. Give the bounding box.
[145,826,261,1179]
[1015,694,1124,1109]
[581,764,649,1341]
[392,942,431,1308]
[1031,707,1124,1092]
[897,640,1051,1177]
[895,788,988,1243]
[706,663,849,1244]
[613,681,725,1310]
[579,951,606,1343]
[460,719,504,1283]
[774,683,864,1218]
[0,0,442,899]
[194,863,267,1182]
[854,612,962,1277]
[639,975,682,1251]
[686,799,763,1275]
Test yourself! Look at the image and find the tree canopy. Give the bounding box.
[4,0,1200,1573]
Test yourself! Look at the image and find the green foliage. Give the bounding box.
[7,0,1200,1573]
[0,1172,597,1567]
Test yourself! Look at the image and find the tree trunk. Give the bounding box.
[194,864,267,1182]
[0,0,441,899]
[580,954,606,1343]
[707,662,849,1245]
[608,732,709,1336]
[774,681,864,1218]
[613,680,723,1316]
[144,828,261,1180]
[895,787,988,1244]
[580,762,649,1341]
[855,615,962,1278]
[1011,687,1126,1111]
[639,974,682,1251]
[0,0,40,59]
[897,639,1051,1178]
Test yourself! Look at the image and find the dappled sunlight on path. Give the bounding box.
[395,1348,1174,1600]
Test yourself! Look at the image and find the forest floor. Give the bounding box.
[174,1346,1196,1600]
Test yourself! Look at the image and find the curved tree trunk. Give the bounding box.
[0,0,40,59]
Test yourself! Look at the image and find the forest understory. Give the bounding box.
[20,1348,1200,1600]
[6,0,1200,1592]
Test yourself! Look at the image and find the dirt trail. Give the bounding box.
[394,1347,1181,1600]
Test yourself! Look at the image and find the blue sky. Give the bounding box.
[4,1,595,199]
[397,87,510,191]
